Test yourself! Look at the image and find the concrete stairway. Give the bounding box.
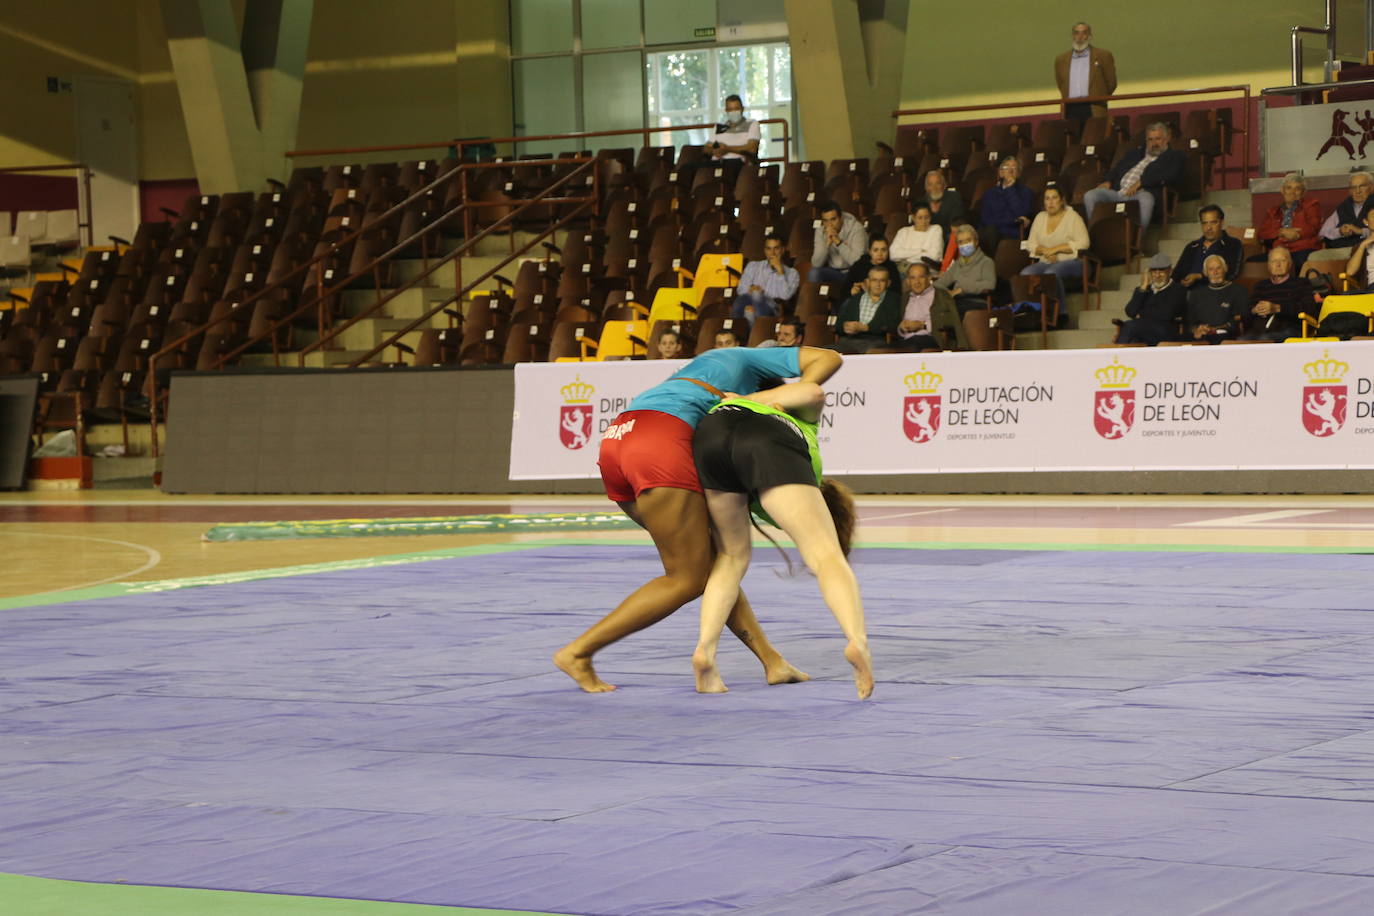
[259,230,551,369]
[1015,188,1254,349]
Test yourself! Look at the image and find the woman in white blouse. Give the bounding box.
[1019,185,1090,307]
[890,203,945,273]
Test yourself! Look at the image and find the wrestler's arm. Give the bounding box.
[744,382,825,421]
[796,346,843,384]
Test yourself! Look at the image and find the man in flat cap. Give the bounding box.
[1116,252,1186,345]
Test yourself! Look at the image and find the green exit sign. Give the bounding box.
[694,26,716,39]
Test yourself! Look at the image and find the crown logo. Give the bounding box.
[1303,350,1349,385]
[561,375,596,404]
[904,363,942,394]
[1095,357,1137,389]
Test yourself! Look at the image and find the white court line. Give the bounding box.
[0,531,162,593]
[861,509,961,522]
[1177,510,1336,528]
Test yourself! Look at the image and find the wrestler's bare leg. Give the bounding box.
[693,490,753,692]
[554,486,799,692]
[759,484,873,699]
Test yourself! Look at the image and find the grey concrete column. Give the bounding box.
[161,0,314,193]
[785,0,907,163]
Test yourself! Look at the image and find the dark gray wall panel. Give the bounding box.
[160,367,1374,495]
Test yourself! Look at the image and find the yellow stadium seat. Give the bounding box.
[1298,293,1374,338]
[686,253,744,290]
[647,286,703,328]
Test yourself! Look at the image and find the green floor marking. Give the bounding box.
[203,511,639,542]
[1,873,574,916]
[0,543,542,611]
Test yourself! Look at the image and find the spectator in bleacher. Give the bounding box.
[1257,173,1322,272]
[657,329,684,359]
[834,266,901,353]
[1186,254,1247,343]
[1117,252,1186,345]
[704,94,760,186]
[1082,122,1184,233]
[1020,185,1089,308]
[1314,171,1374,260]
[1055,21,1117,125]
[1173,205,1242,288]
[978,157,1037,252]
[733,234,799,319]
[889,203,944,273]
[893,262,965,352]
[1343,207,1374,288]
[914,169,966,233]
[935,225,996,316]
[844,236,903,294]
[1242,246,1315,341]
[714,328,742,349]
[774,318,804,347]
[809,201,866,288]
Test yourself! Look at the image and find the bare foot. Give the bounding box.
[764,660,811,685]
[844,641,874,699]
[693,648,728,694]
[553,646,617,692]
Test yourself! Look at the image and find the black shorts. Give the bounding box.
[692,406,817,496]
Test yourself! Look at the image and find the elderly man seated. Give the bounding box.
[914,169,966,233]
[1309,171,1374,270]
[833,266,901,353]
[1116,252,1186,345]
[1241,247,1316,341]
[978,156,1037,253]
[890,262,966,352]
[1186,254,1248,343]
[1082,121,1185,231]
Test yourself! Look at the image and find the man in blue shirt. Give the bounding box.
[733,234,800,319]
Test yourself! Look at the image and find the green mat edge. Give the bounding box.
[4,537,1372,613]
[0,872,574,916]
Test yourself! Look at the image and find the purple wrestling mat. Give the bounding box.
[4,545,1374,913]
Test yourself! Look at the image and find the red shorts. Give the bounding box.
[597,410,702,503]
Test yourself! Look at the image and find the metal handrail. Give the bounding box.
[285,117,793,167]
[891,84,1253,182]
[1263,77,1374,95]
[299,157,598,364]
[346,200,594,369]
[147,158,475,457]
[1291,0,1337,86]
[0,163,95,247]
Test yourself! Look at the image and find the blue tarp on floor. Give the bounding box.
[3,546,1374,914]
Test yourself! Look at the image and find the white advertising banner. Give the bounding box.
[509,342,1374,479]
[1266,100,1374,175]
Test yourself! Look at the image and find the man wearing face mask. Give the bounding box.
[704,94,761,186]
[1115,252,1186,345]
[935,225,996,316]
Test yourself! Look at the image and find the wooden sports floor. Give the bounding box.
[6,490,1374,603]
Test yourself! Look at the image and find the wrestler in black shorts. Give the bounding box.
[692,405,818,497]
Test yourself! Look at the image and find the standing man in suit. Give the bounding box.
[1055,22,1117,126]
